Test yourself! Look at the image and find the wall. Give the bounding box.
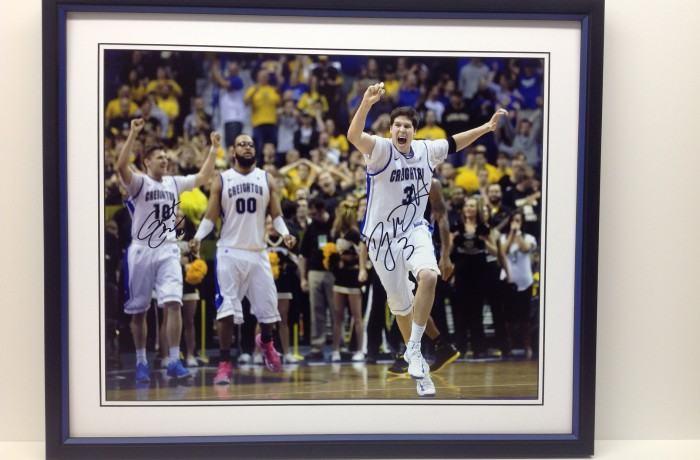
[1,0,699,457]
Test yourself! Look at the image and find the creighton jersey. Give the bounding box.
[218,167,270,250]
[124,173,195,247]
[361,136,448,245]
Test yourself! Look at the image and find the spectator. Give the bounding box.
[107,97,136,140]
[324,118,349,160]
[397,72,421,108]
[293,110,320,158]
[493,151,512,184]
[502,165,541,242]
[211,59,247,153]
[435,162,457,191]
[261,142,280,170]
[450,196,497,359]
[313,131,342,166]
[134,97,164,141]
[381,65,400,104]
[280,55,311,104]
[296,75,329,118]
[415,110,447,141]
[328,201,366,362]
[276,99,300,156]
[499,115,542,172]
[174,209,203,368]
[310,170,343,220]
[458,57,492,104]
[127,68,147,104]
[498,151,527,192]
[145,65,183,98]
[442,90,471,166]
[244,68,281,158]
[299,198,335,362]
[370,113,391,138]
[447,185,466,230]
[515,59,544,117]
[105,84,138,126]
[420,84,446,124]
[265,215,301,364]
[182,95,212,144]
[280,157,320,200]
[153,80,180,144]
[499,210,537,360]
[311,55,344,123]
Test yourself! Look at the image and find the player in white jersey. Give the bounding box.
[116,118,219,384]
[348,82,507,396]
[189,134,296,385]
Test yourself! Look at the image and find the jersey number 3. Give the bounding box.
[402,184,416,205]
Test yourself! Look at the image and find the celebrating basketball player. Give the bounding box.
[116,118,220,384]
[347,82,507,396]
[189,134,296,385]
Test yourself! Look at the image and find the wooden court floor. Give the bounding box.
[105,358,539,402]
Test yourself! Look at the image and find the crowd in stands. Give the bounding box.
[103,50,544,367]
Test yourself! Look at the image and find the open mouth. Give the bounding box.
[397,136,407,146]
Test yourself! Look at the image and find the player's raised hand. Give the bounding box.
[210,131,222,150]
[363,82,385,106]
[487,108,508,131]
[130,118,145,133]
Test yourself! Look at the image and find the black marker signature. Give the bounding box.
[136,198,186,248]
[366,176,430,270]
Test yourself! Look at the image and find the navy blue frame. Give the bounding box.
[43,0,604,458]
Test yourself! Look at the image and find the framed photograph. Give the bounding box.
[43,0,603,458]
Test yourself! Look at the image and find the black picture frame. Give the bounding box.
[43,0,604,458]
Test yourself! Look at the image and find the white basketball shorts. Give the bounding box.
[367,222,440,316]
[214,247,280,324]
[123,242,183,314]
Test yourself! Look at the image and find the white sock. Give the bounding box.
[169,347,180,362]
[136,348,147,366]
[409,322,426,344]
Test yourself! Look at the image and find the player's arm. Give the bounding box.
[116,118,145,185]
[193,131,221,188]
[429,179,454,281]
[267,172,297,250]
[450,108,508,153]
[188,174,222,254]
[347,82,385,155]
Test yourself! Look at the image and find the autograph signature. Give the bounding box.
[136,198,186,248]
[366,176,430,271]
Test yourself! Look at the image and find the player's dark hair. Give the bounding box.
[139,142,165,169]
[390,106,420,130]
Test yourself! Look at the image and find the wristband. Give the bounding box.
[194,218,215,241]
[273,215,290,237]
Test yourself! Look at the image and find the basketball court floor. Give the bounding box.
[105,353,539,402]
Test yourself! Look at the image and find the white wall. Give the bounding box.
[1,0,699,455]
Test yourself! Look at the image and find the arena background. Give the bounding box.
[1,0,699,458]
